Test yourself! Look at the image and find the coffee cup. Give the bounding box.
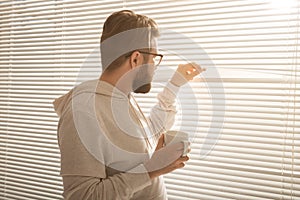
[164,130,190,156]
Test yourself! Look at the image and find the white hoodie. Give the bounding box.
[53,79,179,200]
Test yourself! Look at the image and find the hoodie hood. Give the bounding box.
[53,89,74,118]
[53,79,127,118]
[53,79,97,117]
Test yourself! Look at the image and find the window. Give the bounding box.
[0,0,299,199]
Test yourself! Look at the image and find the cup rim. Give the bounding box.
[165,130,189,136]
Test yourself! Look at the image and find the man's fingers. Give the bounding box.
[180,156,189,162]
[155,134,165,151]
[191,62,205,71]
[174,156,189,169]
[182,63,206,79]
[186,67,198,76]
[187,146,191,153]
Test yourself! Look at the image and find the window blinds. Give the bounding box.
[0,0,121,199]
[129,1,300,199]
[0,0,299,200]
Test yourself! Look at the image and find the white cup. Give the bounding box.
[164,130,190,156]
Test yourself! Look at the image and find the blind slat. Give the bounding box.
[1,0,299,199]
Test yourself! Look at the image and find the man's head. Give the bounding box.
[100,10,161,93]
[100,10,160,71]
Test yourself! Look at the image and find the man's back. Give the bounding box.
[54,80,167,199]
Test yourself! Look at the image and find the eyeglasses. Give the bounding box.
[138,51,164,67]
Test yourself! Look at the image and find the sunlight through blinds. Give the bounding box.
[126,0,300,199]
[0,0,299,199]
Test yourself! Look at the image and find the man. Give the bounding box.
[53,10,205,199]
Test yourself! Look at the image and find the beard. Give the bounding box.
[132,64,154,94]
[133,83,151,93]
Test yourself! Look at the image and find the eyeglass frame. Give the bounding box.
[125,50,164,67]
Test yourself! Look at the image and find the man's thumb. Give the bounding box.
[155,134,165,151]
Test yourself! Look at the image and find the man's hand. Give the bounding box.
[170,62,206,87]
[144,134,190,179]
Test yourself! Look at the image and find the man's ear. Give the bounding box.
[130,51,142,69]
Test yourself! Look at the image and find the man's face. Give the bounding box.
[132,55,156,93]
[133,39,158,94]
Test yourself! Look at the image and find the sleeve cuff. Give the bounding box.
[165,81,180,96]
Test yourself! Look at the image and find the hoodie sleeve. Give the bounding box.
[148,81,180,135]
[62,166,151,200]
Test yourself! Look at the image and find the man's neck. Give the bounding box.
[99,67,133,96]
